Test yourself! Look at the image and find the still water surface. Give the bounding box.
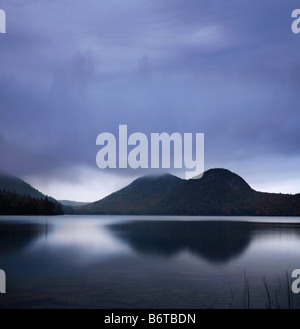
[0,215,300,308]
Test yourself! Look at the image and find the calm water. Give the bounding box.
[0,215,300,309]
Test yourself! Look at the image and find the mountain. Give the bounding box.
[79,169,300,216]
[0,173,63,215]
[84,173,183,214]
[0,172,46,199]
[59,200,88,207]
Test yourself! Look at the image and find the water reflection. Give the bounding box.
[1,217,300,266]
[43,221,129,263]
[1,216,300,308]
[0,220,50,255]
[108,220,300,264]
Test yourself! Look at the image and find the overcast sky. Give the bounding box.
[1,0,300,202]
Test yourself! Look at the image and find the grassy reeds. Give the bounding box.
[261,275,271,309]
[230,270,297,309]
[243,271,250,309]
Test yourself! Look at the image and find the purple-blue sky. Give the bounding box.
[1,0,300,202]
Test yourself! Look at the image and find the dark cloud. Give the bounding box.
[0,0,300,200]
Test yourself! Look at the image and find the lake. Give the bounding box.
[0,215,300,309]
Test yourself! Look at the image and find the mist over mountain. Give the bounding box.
[1,169,299,216]
[59,200,88,207]
[82,173,183,214]
[79,169,300,216]
[0,173,63,215]
[0,172,46,199]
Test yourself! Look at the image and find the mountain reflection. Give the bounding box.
[0,221,50,254]
[107,220,300,264]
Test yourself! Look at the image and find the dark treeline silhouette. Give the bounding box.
[0,190,63,215]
